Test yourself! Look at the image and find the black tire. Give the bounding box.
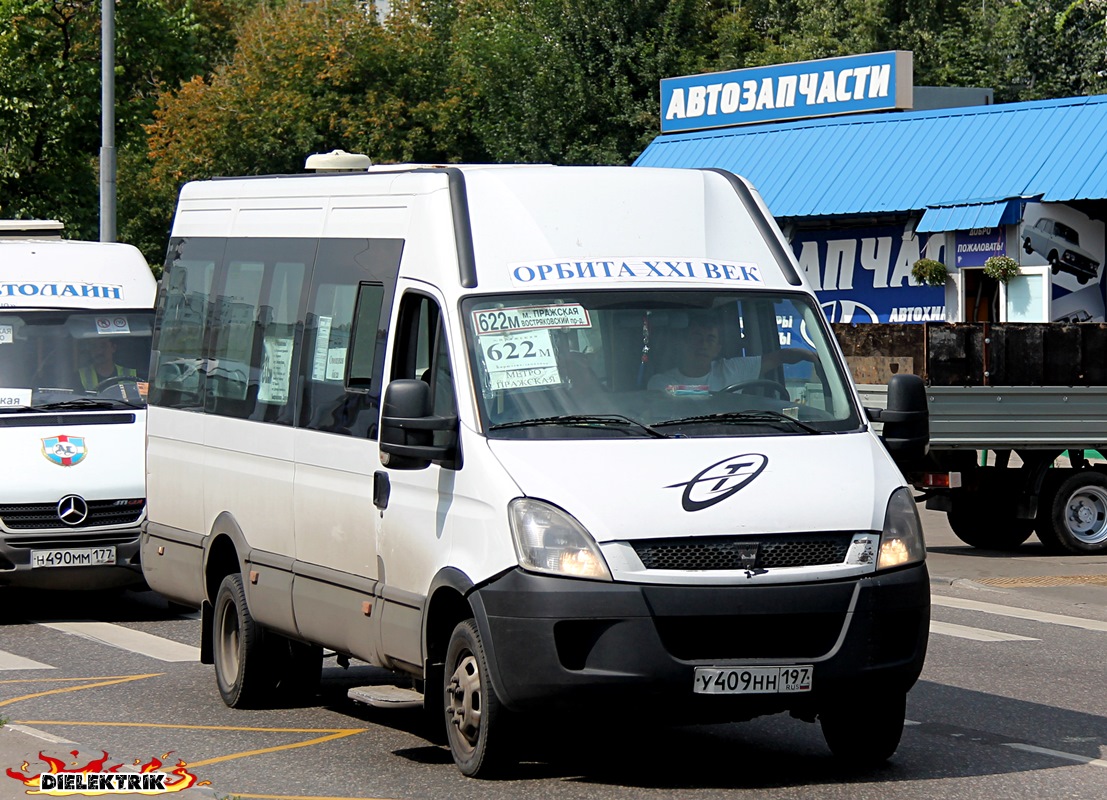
[1023,237,1033,255]
[443,619,512,777]
[1049,253,1060,275]
[820,689,907,765]
[946,493,1034,550]
[1040,471,1107,554]
[213,573,277,708]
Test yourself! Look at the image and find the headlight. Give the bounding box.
[877,487,926,570]
[508,498,612,581]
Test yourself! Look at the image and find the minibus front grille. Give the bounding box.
[4,531,140,549]
[0,500,145,531]
[632,533,853,571]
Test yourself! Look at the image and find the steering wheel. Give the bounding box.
[94,375,142,395]
[717,379,790,400]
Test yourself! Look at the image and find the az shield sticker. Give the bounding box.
[42,434,87,467]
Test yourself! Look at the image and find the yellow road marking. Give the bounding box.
[17,721,365,734]
[231,795,392,800]
[0,675,158,684]
[0,674,160,706]
[14,721,367,767]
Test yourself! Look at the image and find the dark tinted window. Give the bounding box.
[298,239,401,438]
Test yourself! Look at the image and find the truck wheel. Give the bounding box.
[947,495,1034,550]
[443,619,512,777]
[1043,472,1107,554]
[213,573,277,708]
[820,689,906,765]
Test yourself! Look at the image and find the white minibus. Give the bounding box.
[142,162,930,776]
[1,235,156,589]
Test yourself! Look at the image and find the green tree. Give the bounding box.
[129,0,461,262]
[448,0,717,165]
[0,0,201,240]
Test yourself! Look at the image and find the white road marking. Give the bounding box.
[32,621,198,662]
[932,595,1107,633]
[929,620,1039,642]
[6,724,75,744]
[0,650,54,671]
[1004,742,1107,769]
[905,721,1107,769]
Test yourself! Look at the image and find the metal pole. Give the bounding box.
[99,0,116,242]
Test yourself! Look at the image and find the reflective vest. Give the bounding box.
[80,364,138,391]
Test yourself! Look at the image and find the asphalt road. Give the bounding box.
[2,509,1106,800]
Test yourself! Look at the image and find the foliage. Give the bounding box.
[911,257,949,286]
[447,0,716,165]
[984,255,1020,283]
[9,0,1107,263]
[0,0,205,242]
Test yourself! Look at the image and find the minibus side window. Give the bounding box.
[391,293,456,448]
[204,239,315,422]
[299,239,401,438]
[150,238,221,410]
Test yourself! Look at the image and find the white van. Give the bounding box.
[0,236,156,590]
[142,163,930,776]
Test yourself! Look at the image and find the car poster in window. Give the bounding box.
[258,336,294,404]
[472,304,590,392]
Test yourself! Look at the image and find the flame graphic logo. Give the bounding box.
[5,750,209,796]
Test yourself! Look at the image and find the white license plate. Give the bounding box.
[694,666,813,694]
[31,547,117,568]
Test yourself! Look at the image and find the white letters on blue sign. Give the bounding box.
[796,234,934,292]
[666,65,891,122]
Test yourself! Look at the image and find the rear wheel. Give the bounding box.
[946,492,1034,550]
[443,619,513,777]
[820,689,906,765]
[213,573,277,708]
[1039,471,1107,554]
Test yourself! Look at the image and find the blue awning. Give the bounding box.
[915,198,1024,233]
[634,94,1107,220]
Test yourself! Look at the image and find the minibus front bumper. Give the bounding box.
[469,563,929,719]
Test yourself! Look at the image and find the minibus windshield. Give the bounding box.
[0,310,154,409]
[462,290,861,440]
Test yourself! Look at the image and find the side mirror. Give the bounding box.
[866,373,929,470]
[379,379,459,470]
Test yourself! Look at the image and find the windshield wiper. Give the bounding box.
[37,398,144,411]
[490,413,670,438]
[654,410,821,434]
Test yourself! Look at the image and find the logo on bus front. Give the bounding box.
[667,454,769,511]
[42,435,87,467]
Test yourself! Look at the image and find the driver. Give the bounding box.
[79,337,137,392]
[648,315,814,393]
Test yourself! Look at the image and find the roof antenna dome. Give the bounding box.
[304,150,372,172]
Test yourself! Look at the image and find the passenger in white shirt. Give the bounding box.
[648,317,814,393]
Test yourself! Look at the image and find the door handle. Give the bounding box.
[373,471,390,510]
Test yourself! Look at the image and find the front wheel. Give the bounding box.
[820,689,907,765]
[946,492,1034,550]
[213,573,276,708]
[443,619,512,777]
[1040,471,1107,554]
